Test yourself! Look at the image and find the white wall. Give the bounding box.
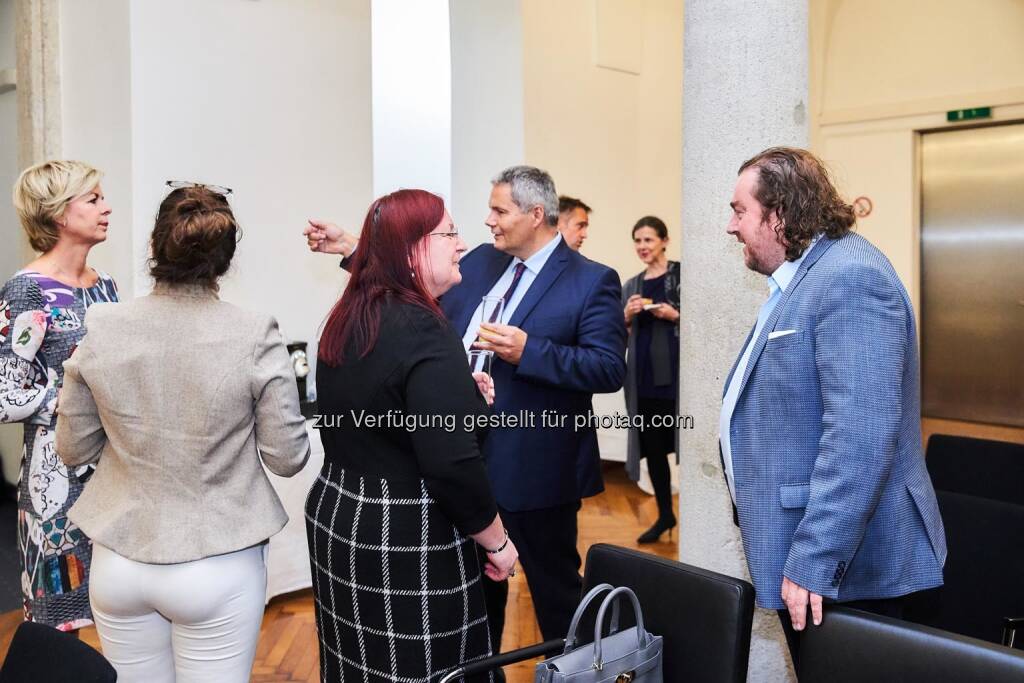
[520,0,683,281]
[450,0,525,249]
[59,0,373,362]
[371,0,451,201]
[811,0,1024,310]
[820,126,918,298]
[817,0,1024,123]
[60,0,134,290]
[810,0,1024,443]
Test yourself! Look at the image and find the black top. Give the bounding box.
[636,273,680,400]
[315,300,497,535]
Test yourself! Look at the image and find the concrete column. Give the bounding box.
[4,0,59,483]
[15,0,59,265]
[678,1,808,681]
[15,0,59,168]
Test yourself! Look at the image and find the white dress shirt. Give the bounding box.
[719,237,819,502]
[461,233,563,348]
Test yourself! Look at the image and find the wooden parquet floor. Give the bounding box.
[0,463,676,682]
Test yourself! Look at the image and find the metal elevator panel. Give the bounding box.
[920,123,1024,427]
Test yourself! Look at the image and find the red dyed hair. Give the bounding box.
[319,189,447,365]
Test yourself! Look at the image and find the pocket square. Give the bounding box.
[768,329,797,340]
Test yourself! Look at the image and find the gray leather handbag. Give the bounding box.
[534,584,663,682]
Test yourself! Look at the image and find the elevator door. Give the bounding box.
[920,123,1024,427]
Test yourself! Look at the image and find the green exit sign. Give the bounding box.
[947,107,992,122]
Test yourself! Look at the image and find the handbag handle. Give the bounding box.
[562,583,621,653]
[592,586,647,671]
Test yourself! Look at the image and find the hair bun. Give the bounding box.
[149,187,239,287]
[176,197,206,216]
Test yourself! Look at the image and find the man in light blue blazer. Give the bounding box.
[719,147,946,666]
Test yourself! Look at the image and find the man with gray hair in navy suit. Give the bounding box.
[302,166,627,657]
[441,166,626,647]
[719,147,946,667]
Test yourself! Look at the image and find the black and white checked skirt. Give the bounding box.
[305,462,494,683]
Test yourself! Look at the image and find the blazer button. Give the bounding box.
[831,579,840,588]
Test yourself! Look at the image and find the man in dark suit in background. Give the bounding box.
[304,166,626,646]
[557,195,592,251]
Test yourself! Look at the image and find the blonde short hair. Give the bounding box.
[12,160,104,253]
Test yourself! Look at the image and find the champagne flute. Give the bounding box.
[479,295,505,328]
[468,349,493,377]
[468,349,495,405]
[470,296,504,373]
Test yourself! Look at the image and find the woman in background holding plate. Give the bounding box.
[622,216,680,544]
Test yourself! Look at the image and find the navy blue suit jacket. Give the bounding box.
[440,238,626,512]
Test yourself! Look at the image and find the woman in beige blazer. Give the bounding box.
[56,183,310,683]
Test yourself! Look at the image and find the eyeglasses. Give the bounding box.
[428,230,459,240]
[165,180,233,196]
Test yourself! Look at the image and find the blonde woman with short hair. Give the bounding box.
[1,159,119,630]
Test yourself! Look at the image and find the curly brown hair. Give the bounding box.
[149,187,238,289]
[739,147,855,260]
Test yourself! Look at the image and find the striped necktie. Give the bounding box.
[491,262,527,323]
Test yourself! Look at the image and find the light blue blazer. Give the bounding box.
[723,233,946,610]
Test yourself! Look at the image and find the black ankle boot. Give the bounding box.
[637,515,677,544]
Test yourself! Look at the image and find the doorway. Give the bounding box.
[920,123,1024,428]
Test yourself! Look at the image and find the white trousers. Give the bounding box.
[89,542,267,683]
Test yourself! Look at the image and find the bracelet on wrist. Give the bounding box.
[485,530,510,554]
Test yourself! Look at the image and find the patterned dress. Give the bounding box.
[0,270,118,630]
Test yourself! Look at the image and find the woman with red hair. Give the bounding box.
[307,189,517,682]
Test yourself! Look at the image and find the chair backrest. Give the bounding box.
[800,606,1024,682]
[581,544,754,683]
[0,621,116,683]
[903,490,1024,645]
[907,434,1024,646]
[925,434,1024,504]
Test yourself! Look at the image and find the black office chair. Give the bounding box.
[903,435,1024,647]
[799,606,1024,682]
[0,621,116,682]
[924,434,1024,504]
[441,543,755,683]
[904,489,1024,645]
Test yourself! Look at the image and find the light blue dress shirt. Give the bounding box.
[461,233,563,348]
[719,238,818,502]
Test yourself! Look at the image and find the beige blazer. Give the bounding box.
[56,283,310,564]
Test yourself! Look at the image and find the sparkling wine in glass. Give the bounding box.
[471,296,504,372]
